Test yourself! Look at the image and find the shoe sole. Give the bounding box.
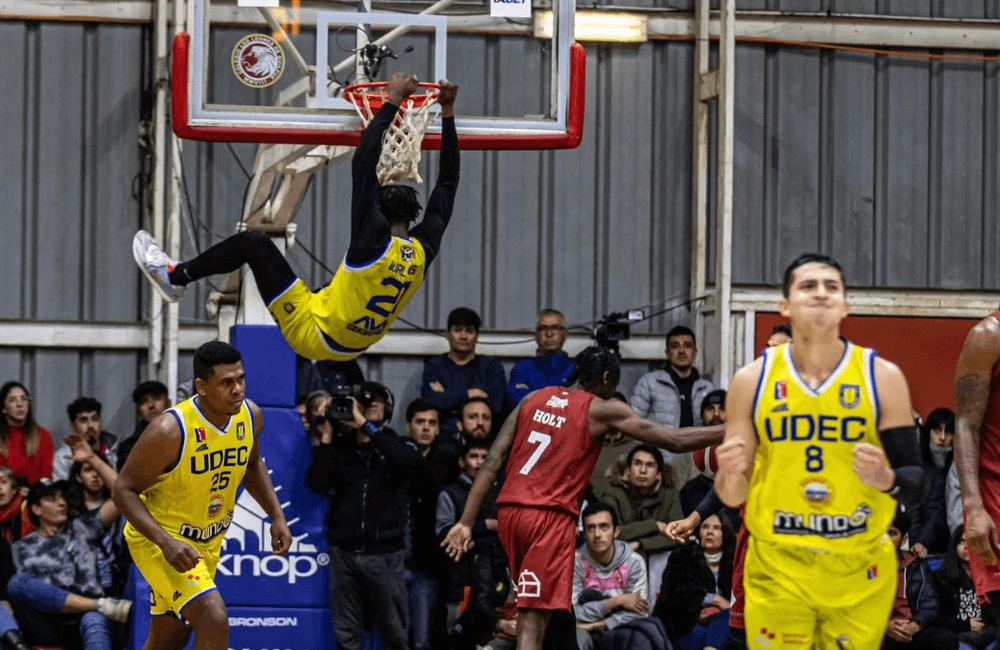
[133,231,180,304]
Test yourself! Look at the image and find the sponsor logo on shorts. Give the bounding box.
[756,628,776,648]
[516,570,541,598]
[545,395,569,409]
[839,384,860,409]
[172,591,182,601]
[772,504,872,539]
[237,422,246,441]
[186,573,200,588]
[781,632,808,645]
[836,634,854,650]
[283,302,295,314]
[801,479,833,507]
[209,495,223,519]
[231,34,285,88]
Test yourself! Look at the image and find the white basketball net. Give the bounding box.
[348,87,442,185]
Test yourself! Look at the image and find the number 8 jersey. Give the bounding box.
[497,386,601,517]
[745,341,896,553]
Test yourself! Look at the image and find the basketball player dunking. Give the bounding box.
[442,346,726,650]
[112,342,291,650]
[954,308,1000,650]
[715,254,926,649]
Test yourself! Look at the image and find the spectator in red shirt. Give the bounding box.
[0,383,53,486]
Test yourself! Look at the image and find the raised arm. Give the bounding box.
[111,413,203,573]
[62,432,120,526]
[409,81,459,265]
[713,361,761,507]
[590,398,725,452]
[239,402,291,555]
[954,316,1000,564]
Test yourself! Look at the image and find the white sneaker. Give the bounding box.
[133,230,185,302]
[96,597,132,623]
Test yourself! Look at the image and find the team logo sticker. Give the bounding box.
[401,246,414,262]
[774,380,787,401]
[237,422,246,441]
[801,478,833,507]
[839,384,860,409]
[209,494,223,519]
[195,427,206,443]
[231,34,285,88]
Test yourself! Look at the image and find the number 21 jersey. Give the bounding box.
[746,341,896,553]
[497,386,600,517]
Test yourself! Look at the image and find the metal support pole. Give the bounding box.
[149,0,169,381]
[166,0,187,400]
[690,0,709,356]
[716,0,735,386]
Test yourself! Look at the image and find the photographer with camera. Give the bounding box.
[305,382,419,650]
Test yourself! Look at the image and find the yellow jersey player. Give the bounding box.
[715,254,926,649]
[131,73,459,362]
[112,341,291,650]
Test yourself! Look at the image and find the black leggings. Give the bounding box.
[169,230,298,305]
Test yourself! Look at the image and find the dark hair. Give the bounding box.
[891,506,911,537]
[0,381,41,458]
[666,325,696,347]
[405,398,439,423]
[461,437,490,457]
[937,525,971,603]
[571,346,620,392]
[132,380,169,405]
[626,444,665,476]
[581,501,619,528]
[26,480,71,527]
[771,323,792,337]
[378,185,422,225]
[447,307,481,331]
[698,512,737,555]
[460,396,492,419]
[781,253,844,298]
[919,407,955,466]
[701,389,727,415]
[67,396,102,422]
[69,454,111,502]
[193,341,243,381]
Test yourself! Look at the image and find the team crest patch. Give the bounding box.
[209,494,223,519]
[195,427,206,443]
[401,246,414,262]
[801,478,833,507]
[231,34,285,88]
[839,384,860,409]
[237,422,246,441]
[774,380,787,401]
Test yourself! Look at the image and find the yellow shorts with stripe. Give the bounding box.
[266,279,365,362]
[127,536,219,618]
[744,536,896,649]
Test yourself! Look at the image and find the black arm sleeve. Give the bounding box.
[694,486,725,523]
[878,425,928,507]
[409,116,459,265]
[350,103,399,244]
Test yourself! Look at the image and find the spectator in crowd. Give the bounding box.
[305,390,334,447]
[679,389,727,516]
[948,463,963,535]
[935,525,996,650]
[507,310,575,405]
[0,382,53,486]
[306,382,417,650]
[450,536,512,650]
[589,393,639,500]
[630,326,715,487]
[0,534,27,650]
[68,455,127,597]
[436,438,498,631]
[654,513,733,650]
[52,398,118,481]
[403,399,454,650]
[765,323,792,348]
[296,393,310,433]
[0,469,31,544]
[8,434,131,650]
[600,444,683,602]
[456,397,494,442]
[114,380,170,471]
[884,508,958,650]
[421,308,506,431]
[573,502,649,650]
[909,407,955,556]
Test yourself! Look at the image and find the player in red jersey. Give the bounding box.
[442,346,726,650]
[954,309,1000,647]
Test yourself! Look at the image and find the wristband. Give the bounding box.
[362,421,379,437]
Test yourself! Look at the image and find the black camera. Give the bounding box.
[326,382,395,422]
[593,310,644,353]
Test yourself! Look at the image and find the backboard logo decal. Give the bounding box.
[232,34,286,88]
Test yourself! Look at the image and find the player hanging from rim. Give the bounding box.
[953,307,1000,650]
[714,253,926,650]
[133,74,459,361]
[112,341,292,650]
[442,345,727,650]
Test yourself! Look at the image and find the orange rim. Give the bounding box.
[344,81,442,113]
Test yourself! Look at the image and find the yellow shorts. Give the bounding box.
[128,536,219,618]
[266,279,364,362]
[743,536,896,649]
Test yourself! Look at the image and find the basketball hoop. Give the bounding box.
[344,81,442,185]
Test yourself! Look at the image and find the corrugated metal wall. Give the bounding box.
[1,1,999,437]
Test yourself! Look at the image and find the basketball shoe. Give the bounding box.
[133,230,185,302]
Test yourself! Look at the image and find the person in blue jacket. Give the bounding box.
[507,309,575,405]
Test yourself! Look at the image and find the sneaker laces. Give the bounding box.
[145,244,175,271]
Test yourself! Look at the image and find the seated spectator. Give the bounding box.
[574,502,649,650]
[435,439,498,630]
[765,323,792,348]
[449,540,512,650]
[589,393,638,500]
[305,391,334,447]
[934,525,996,650]
[421,307,506,432]
[115,380,170,471]
[0,469,31,544]
[884,508,958,650]
[600,445,683,600]
[8,435,131,650]
[52,398,118,481]
[507,310,575,405]
[68,455,127,597]
[909,407,955,556]
[456,397,494,442]
[0,535,28,650]
[0,382,53,486]
[679,389,727,515]
[653,514,733,650]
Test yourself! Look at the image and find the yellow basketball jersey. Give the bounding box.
[745,341,896,553]
[312,236,426,354]
[124,396,254,555]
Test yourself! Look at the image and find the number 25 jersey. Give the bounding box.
[497,387,601,517]
[745,341,896,553]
